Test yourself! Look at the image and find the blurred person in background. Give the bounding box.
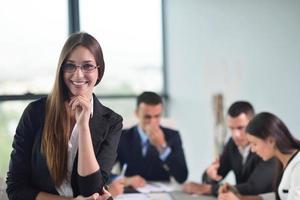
[183,101,276,197]
[116,91,188,190]
[219,112,300,200]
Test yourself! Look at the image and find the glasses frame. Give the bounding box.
[62,63,100,73]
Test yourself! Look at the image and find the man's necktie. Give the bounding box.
[142,140,149,157]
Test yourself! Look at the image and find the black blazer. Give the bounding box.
[6,95,122,200]
[203,138,277,196]
[117,126,188,183]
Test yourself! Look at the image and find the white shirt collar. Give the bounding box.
[90,96,94,118]
[137,126,148,145]
[238,145,251,165]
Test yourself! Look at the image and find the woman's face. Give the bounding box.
[247,134,275,161]
[63,45,99,98]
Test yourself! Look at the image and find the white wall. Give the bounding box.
[165,0,300,181]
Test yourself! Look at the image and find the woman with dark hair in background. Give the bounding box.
[219,112,300,200]
[6,32,122,200]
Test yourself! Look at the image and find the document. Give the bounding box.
[136,182,175,193]
[115,193,151,200]
[149,193,174,200]
[115,193,173,200]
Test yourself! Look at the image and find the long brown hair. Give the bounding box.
[42,32,105,186]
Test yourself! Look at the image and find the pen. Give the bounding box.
[220,183,240,195]
[120,163,128,177]
[228,186,239,195]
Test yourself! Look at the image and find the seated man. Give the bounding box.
[116,91,188,189]
[183,101,276,196]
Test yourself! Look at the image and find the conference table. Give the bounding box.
[115,191,217,200]
[0,181,217,200]
[0,190,216,200]
[170,191,217,200]
[115,182,217,200]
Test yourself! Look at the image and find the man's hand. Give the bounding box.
[125,175,146,188]
[218,192,241,200]
[145,125,166,150]
[219,183,239,195]
[108,178,125,197]
[182,182,212,195]
[206,159,222,181]
[74,187,112,200]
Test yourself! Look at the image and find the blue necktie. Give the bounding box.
[142,140,149,157]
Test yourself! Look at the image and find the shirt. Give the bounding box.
[56,98,94,196]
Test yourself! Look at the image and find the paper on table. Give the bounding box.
[136,182,175,193]
[115,193,151,200]
[115,193,174,200]
[148,193,174,200]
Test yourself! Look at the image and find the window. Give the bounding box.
[0,0,68,95]
[80,0,164,95]
[0,101,30,177]
[0,0,68,177]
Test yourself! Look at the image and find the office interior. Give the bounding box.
[0,0,300,185]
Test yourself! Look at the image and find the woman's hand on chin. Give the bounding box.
[69,95,91,125]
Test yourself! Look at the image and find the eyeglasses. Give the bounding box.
[62,63,99,73]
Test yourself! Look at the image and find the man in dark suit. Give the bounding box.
[116,91,188,189]
[183,101,277,197]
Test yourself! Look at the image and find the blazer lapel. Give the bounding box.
[132,127,144,159]
[89,94,110,147]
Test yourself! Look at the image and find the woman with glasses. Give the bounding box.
[6,32,122,200]
[218,112,300,200]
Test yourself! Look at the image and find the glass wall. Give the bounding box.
[0,101,30,177]
[0,0,68,178]
[0,0,68,95]
[80,0,163,95]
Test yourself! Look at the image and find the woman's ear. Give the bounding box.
[267,137,276,148]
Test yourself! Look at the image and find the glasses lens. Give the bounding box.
[82,64,96,72]
[62,63,97,73]
[62,63,76,72]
